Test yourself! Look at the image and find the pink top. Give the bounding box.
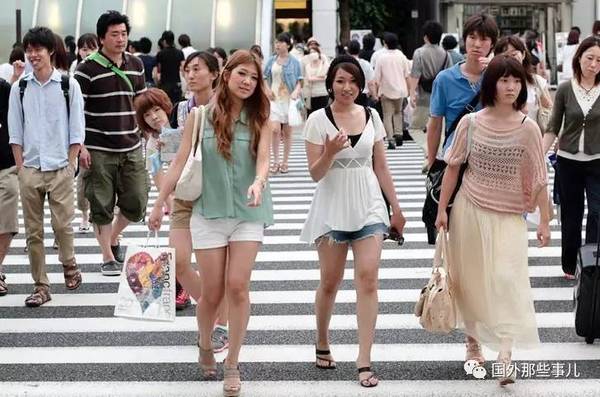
[374,49,411,99]
[444,113,548,214]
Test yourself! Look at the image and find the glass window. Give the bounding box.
[80,0,124,41]
[37,0,78,39]
[0,0,35,62]
[126,0,168,49]
[214,0,258,52]
[170,0,213,52]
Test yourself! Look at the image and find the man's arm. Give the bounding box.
[7,82,24,169]
[426,116,443,167]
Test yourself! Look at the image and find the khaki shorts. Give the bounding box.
[0,166,18,235]
[85,148,150,225]
[170,198,194,229]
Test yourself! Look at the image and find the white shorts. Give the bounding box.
[270,99,289,124]
[190,212,264,249]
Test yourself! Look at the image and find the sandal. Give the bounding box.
[315,348,336,369]
[357,367,379,388]
[63,263,82,290]
[269,163,280,174]
[0,273,7,296]
[279,162,289,174]
[198,343,217,379]
[24,287,51,307]
[497,351,516,386]
[223,363,241,397]
[465,337,485,365]
[78,224,91,233]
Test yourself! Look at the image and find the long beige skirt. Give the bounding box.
[448,191,540,352]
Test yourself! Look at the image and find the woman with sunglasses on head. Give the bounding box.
[435,55,551,386]
[300,55,406,388]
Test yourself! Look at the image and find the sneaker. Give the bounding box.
[0,273,7,296]
[394,133,403,147]
[211,326,229,353]
[175,284,191,310]
[101,260,122,276]
[111,244,125,264]
[387,140,396,150]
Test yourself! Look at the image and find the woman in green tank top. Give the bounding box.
[191,50,272,397]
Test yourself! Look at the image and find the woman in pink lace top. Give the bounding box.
[435,56,551,386]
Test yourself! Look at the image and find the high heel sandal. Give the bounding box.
[269,163,280,174]
[497,351,516,386]
[465,338,485,365]
[223,363,241,397]
[197,343,217,379]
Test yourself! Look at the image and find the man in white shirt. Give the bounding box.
[373,33,411,149]
[178,34,196,60]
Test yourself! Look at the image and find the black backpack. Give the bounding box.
[418,52,449,93]
[19,74,70,120]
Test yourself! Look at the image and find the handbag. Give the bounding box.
[534,75,551,133]
[414,230,456,334]
[114,232,176,322]
[174,105,205,201]
[422,108,477,244]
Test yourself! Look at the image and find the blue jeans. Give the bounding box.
[317,223,389,245]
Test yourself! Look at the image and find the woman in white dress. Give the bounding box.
[300,55,406,388]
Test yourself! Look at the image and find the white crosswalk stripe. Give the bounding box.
[1,140,597,397]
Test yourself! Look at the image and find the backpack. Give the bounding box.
[418,52,449,93]
[19,74,70,120]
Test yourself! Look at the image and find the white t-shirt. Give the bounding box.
[300,107,390,243]
[0,63,13,81]
[182,46,197,60]
[271,61,289,101]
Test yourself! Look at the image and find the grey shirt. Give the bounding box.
[410,43,452,106]
[547,80,600,156]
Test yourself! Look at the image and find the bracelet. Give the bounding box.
[254,175,267,189]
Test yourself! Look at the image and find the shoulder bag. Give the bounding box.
[174,105,206,201]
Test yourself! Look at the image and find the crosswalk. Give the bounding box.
[1,140,599,397]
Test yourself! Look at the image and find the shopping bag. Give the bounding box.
[114,233,176,322]
[288,98,303,127]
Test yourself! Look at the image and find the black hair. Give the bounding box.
[249,44,263,60]
[347,40,361,55]
[276,32,292,51]
[52,33,69,71]
[480,55,528,110]
[494,35,534,84]
[64,35,76,53]
[383,32,399,50]
[571,26,581,35]
[229,48,238,56]
[23,26,56,53]
[162,30,175,46]
[76,33,99,63]
[567,29,580,45]
[178,34,191,48]
[212,47,228,63]
[158,37,165,50]
[9,47,25,64]
[96,10,130,40]
[325,55,365,100]
[423,21,443,45]
[138,37,152,54]
[441,34,458,51]
[462,13,499,54]
[572,36,600,85]
[362,33,375,51]
[594,20,600,34]
[184,51,220,89]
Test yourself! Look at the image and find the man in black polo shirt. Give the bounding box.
[156,30,184,103]
[0,77,17,295]
[74,10,148,276]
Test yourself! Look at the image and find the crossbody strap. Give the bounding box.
[88,52,134,92]
[190,105,206,156]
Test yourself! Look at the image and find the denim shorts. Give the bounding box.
[317,223,389,245]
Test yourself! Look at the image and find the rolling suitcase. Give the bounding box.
[574,223,600,344]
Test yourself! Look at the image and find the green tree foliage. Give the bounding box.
[349,0,389,34]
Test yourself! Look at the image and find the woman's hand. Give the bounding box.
[148,203,164,231]
[247,182,263,207]
[537,221,551,247]
[324,129,349,156]
[435,210,448,232]
[390,210,406,236]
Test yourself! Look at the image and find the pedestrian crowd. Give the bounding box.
[0,8,599,396]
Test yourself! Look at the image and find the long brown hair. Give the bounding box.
[212,50,269,161]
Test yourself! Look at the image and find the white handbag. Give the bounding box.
[174,105,205,201]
